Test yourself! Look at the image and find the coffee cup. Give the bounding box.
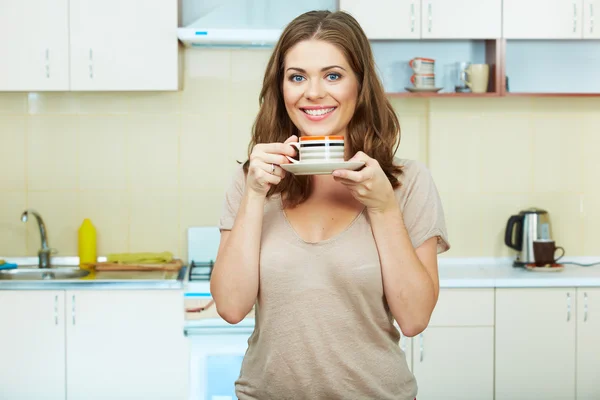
[409,57,435,74]
[462,64,489,93]
[411,73,435,88]
[286,136,345,164]
[533,239,565,266]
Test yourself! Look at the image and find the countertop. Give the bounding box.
[0,256,186,290]
[183,256,600,296]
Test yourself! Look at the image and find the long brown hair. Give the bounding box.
[243,10,402,207]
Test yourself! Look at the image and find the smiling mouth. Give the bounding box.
[301,107,337,116]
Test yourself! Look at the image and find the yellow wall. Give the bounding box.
[0,48,598,260]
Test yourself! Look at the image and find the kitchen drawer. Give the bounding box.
[429,289,494,327]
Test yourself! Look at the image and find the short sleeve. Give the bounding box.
[218,164,247,231]
[397,160,450,254]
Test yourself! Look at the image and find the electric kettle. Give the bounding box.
[505,208,553,266]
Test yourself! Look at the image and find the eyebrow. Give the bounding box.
[286,65,347,73]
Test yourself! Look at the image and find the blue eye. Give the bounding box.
[290,75,305,82]
[326,73,341,81]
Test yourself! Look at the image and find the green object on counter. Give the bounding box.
[106,251,174,264]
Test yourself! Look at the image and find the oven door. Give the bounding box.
[185,319,254,400]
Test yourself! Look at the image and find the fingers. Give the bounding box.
[332,168,367,182]
[257,142,297,158]
[283,135,298,144]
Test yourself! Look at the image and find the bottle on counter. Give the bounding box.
[78,218,97,270]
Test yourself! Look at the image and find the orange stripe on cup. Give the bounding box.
[299,136,344,141]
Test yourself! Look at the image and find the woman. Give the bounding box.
[210,9,450,400]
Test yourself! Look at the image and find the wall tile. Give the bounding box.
[129,190,179,255]
[0,191,28,256]
[77,93,130,115]
[582,192,600,256]
[28,116,79,191]
[0,93,27,115]
[0,116,27,190]
[27,93,79,115]
[78,116,128,190]
[181,49,231,115]
[179,190,225,261]
[129,92,181,115]
[230,49,271,116]
[396,114,427,163]
[127,114,180,190]
[531,113,584,194]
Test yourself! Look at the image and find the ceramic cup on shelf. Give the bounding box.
[462,64,489,93]
[286,136,345,164]
[409,57,435,74]
[410,73,436,89]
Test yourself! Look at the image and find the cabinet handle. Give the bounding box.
[410,1,415,33]
[89,48,94,79]
[419,333,424,362]
[566,292,571,322]
[45,48,50,79]
[584,292,588,322]
[54,294,58,325]
[574,2,578,33]
[591,3,595,34]
[72,295,76,325]
[428,3,432,33]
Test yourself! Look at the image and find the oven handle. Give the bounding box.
[184,327,255,336]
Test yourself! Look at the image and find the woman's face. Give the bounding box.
[282,39,359,138]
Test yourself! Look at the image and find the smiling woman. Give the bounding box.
[210,9,450,400]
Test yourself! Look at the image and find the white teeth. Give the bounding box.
[303,108,335,116]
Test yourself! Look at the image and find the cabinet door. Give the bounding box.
[65,290,188,400]
[577,288,600,400]
[412,327,494,400]
[504,0,583,39]
[340,0,420,39]
[0,291,66,400]
[395,321,414,371]
[583,0,600,38]
[421,0,501,39]
[0,0,69,91]
[495,288,576,400]
[69,0,178,91]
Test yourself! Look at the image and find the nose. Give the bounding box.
[305,78,325,100]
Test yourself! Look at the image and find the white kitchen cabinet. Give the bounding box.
[421,0,502,39]
[495,288,576,400]
[0,291,66,400]
[411,289,495,400]
[583,0,600,38]
[340,0,421,39]
[576,288,600,400]
[0,0,70,91]
[69,0,179,91]
[504,0,583,39]
[65,290,188,400]
[412,327,494,400]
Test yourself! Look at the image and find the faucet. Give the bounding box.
[21,209,54,268]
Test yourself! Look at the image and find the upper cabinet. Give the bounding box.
[504,0,600,39]
[70,0,178,91]
[340,0,501,39]
[339,0,421,39]
[0,0,70,91]
[421,0,502,39]
[0,0,178,92]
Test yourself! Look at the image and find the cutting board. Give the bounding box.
[93,258,184,272]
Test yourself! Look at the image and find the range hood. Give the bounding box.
[178,0,336,48]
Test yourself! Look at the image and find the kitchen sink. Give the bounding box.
[0,267,90,280]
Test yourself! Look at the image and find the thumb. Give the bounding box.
[283,135,298,144]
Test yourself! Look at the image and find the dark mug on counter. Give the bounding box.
[533,239,565,266]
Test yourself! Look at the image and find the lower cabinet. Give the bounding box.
[0,289,188,400]
[407,289,495,400]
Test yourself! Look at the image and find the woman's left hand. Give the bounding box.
[332,152,397,214]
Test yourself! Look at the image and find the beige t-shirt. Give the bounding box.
[219,157,450,400]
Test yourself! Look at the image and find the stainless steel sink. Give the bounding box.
[0,267,90,280]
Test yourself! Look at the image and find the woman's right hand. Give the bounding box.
[246,135,298,196]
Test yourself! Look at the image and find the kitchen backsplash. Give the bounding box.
[0,48,598,260]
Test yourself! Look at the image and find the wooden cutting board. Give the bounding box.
[93,258,184,271]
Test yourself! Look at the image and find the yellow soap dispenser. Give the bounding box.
[78,218,97,270]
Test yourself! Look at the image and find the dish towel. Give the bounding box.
[106,251,174,264]
[0,259,17,270]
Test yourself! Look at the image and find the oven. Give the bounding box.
[184,227,255,400]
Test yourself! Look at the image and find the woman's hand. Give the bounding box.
[332,151,397,214]
[246,135,298,197]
